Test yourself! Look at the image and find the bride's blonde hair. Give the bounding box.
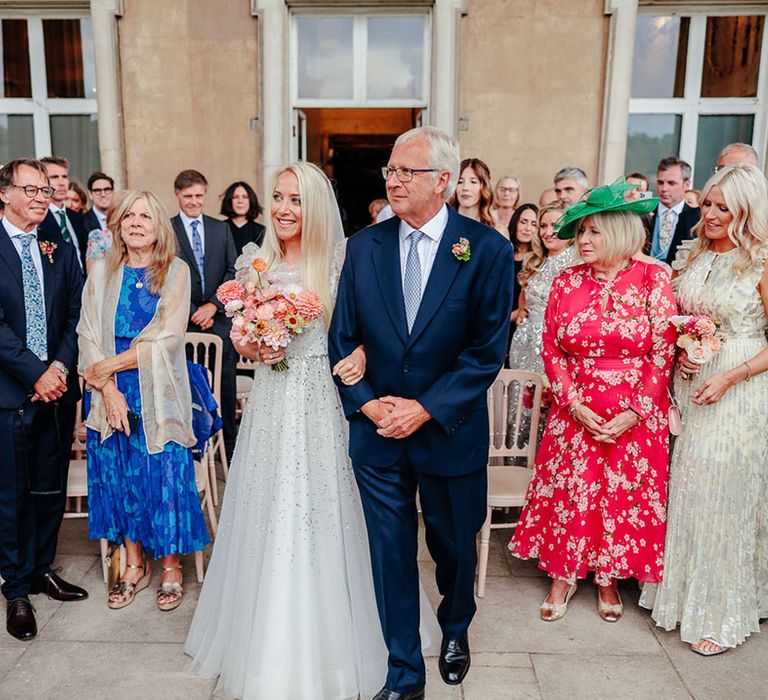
[682,164,768,276]
[259,162,340,327]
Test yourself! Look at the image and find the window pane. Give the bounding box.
[694,114,755,186]
[0,20,31,98]
[626,114,682,183]
[297,17,354,100]
[43,19,97,98]
[701,16,763,98]
[0,115,35,163]
[367,17,425,101]
[50,115,100,182]
[631,16,689,98]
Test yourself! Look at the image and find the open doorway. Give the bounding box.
[302,108,423,235]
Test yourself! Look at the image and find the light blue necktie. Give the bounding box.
[191,220,205,296]
[403,230,424,333]
[19,233,47,360]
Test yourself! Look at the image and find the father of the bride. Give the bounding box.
[329,126,514,700]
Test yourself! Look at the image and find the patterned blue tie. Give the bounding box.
[403,230,424,333]
[191,220,205,296]
[19,233,47,360]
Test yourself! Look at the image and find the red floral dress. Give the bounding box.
[509,260,677,585]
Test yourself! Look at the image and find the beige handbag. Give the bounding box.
[668,390,682,436]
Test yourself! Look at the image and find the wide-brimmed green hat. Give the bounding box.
[555,178,659,239]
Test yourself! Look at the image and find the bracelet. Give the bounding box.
[743,361,752,382]
[50,360,69,377]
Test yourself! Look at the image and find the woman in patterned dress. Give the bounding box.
[78,190,209,611]
[510,181,677,622]
[640,164,768,655]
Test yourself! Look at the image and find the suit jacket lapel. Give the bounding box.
[371,218,408,344]
[41,243,55,320]
[406,208,462,348]
[0,223,23,291]
[202,216,215,295]
[173,215,201,288]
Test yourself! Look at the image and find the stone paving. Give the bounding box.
[1,514,765,699]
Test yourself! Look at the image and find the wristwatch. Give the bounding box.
[51,360,69,377]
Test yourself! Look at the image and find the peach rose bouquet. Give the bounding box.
[669,314,724,378]
[216,257,324,372]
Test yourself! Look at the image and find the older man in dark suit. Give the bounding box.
[0,159,87,641]
[648,156,701,265]
[171,169,238,460]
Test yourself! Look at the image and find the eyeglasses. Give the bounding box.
[381,166,437,183]
[12,184,55,198]
[91,186,114,194]
[499,187,519,193]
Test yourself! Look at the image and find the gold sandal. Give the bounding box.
[156,564,183,612]
[107,559,150,610]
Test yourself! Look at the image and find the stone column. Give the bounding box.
[599,0,639,184]
[90,0,125,187]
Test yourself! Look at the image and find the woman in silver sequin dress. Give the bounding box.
[508,200,578,373]
[640,165,768,656]
[184,163,440,699]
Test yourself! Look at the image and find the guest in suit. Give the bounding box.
[649,156,700,265]
[84,171,115,234]
[171,169,238,460]
[220,180,265,256]
[0,158,87,641]
[329,126,515,699]
[553,166,589,204]
[38,157,87,272]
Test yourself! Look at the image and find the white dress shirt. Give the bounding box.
[49,203,83,268]
[398,205,449,297]
[93,206,108,231]
[180,211,205,252]
[4,217,47,360]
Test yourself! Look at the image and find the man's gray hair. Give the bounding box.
[553,166,589,189]
[718,142,759,164]
[394,126,460,200]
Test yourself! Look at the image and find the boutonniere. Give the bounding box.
[452,237,471,262]
[39,240,57,263]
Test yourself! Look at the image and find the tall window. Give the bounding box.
[292,13,429,107]
[626,13,766,186]
[0,15,99,180]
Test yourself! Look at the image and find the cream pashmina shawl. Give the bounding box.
[77,257,196,454]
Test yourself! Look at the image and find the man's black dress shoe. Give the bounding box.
[372,687,425,700]
[6,598,37,640]
[30,570,88,602]
[439,634,471,685]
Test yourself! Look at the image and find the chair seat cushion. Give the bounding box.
[488,466,532,508]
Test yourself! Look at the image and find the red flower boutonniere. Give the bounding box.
[452,237,471,262]
[39,240,57,263]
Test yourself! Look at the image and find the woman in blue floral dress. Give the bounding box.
[78,190,209,611]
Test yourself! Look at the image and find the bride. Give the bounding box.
[185,162,437,699]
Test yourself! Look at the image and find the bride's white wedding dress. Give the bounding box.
[185,253,438,699]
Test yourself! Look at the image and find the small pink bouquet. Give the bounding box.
[216,257,324,372]
[669,314,724,376]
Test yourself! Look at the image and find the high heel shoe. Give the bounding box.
[539,584,577,621]
[597,585,623,622]
[156,564,184,612]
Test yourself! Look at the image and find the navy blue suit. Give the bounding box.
[39,207,88,271]
[0,222,83,599]
[328,206,515,692]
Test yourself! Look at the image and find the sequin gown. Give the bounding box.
[640,245,768,648]
[508,246,578,373]
[86,266,210,557]
[185,258,437,699]
[509,261,677,585]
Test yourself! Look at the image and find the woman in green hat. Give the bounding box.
[509,180,678,622]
